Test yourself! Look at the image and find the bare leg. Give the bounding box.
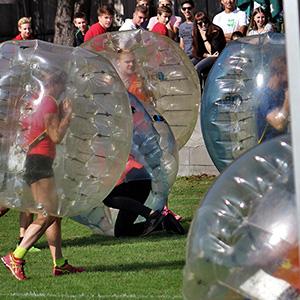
[18,213,56,249]
[19,212,33,238]
[19,177,58,250]
[46,218,63,262]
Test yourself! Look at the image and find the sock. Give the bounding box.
[54,257,66,267]
[13,246,27,259]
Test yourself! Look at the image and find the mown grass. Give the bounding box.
[0,175,215,300]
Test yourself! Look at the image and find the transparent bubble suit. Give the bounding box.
[201,33,287,171]
[183,135,300,300]
[72,93,179,236]
[82,29,200,149]
[0,40,132,217]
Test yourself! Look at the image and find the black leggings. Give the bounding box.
[103,180,152,237]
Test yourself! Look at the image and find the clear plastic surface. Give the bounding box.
[183,135,300,300]
[72,93,179,236]
[0,40,132,217]
[82,29,200,149]
[201,33,288,171]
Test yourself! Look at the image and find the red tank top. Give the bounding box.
[21,94,58,159]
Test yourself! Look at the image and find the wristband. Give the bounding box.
[203,40,208,42]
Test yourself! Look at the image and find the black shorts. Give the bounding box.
[24,154,54,185]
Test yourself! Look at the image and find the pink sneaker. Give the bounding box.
[53,260,85,276]
[1,252,27,281]
[163,206,183,221]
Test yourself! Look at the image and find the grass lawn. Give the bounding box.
[0,175,215,300]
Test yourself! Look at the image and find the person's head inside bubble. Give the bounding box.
[116,49,152,103]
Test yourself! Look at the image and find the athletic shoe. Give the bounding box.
[143,210,165,236]
[53,260,85,276]
[1,252,27,281]
[163,213,185,235]
[28,246,41,253]
[162,206,183,221]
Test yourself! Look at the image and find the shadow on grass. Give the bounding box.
[36,229,188,249]
[86,259,185,273]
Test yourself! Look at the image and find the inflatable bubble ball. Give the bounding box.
[82,29,200,149]
[183,135,300,300]
[201,33,288,171]
[72,93,179,236]
[0,40,132,217]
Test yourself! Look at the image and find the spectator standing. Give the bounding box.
[179,0,195,58]
[213,0,247,41]
[84,5,114,42]
[14,17,33,40]
[147,0,181,41]
[192,11,226,84]
[73,12,89,46]
[136,0,150,29]
[247,7,274,36]
[119,5,148,31]
[151,5,173,37]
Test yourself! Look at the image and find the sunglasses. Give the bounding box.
[182,6,192,11]
[197,21,208,26]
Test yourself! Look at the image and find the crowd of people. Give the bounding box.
[1,0,288,283]
[11,0,281,86]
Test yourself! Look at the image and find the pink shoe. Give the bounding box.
[163,206,183,221]
[1,252,27,281]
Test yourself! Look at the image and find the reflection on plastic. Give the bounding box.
[82,29,200,149]
[183,135,300,300]
[72,93,179,236]
[0,40,132,217]
[201,33,288,171]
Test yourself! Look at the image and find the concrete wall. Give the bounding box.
[178,113,219,177]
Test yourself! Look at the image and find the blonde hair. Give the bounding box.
[18,17,31,28]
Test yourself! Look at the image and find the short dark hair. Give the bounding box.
[180,0,194,8]
[74,11,87,20]
[157,5,172,15]
[134,5,148,15]
[97,5,114,17]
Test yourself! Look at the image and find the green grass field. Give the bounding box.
[0,176,215,300]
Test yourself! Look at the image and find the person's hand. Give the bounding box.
[206,52,219,58]
[61,98,72,122]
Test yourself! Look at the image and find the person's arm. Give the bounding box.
[179,37,184,50]
[45,98,72,144]
[266,90,289,131]
[237,11,248,36]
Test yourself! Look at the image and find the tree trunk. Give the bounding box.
[53,0,74,45]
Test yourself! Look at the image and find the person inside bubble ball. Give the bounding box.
[116,49,153,103]
[1,70,84,281]
[103,154,166,237]
[256,56,289,143]
[247,7,274,36]
[13,17,33,40]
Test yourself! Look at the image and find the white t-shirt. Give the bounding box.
[119,19,138,31]
[213,9,247,35]
[147,15,181,30]
[247,23,273,36]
